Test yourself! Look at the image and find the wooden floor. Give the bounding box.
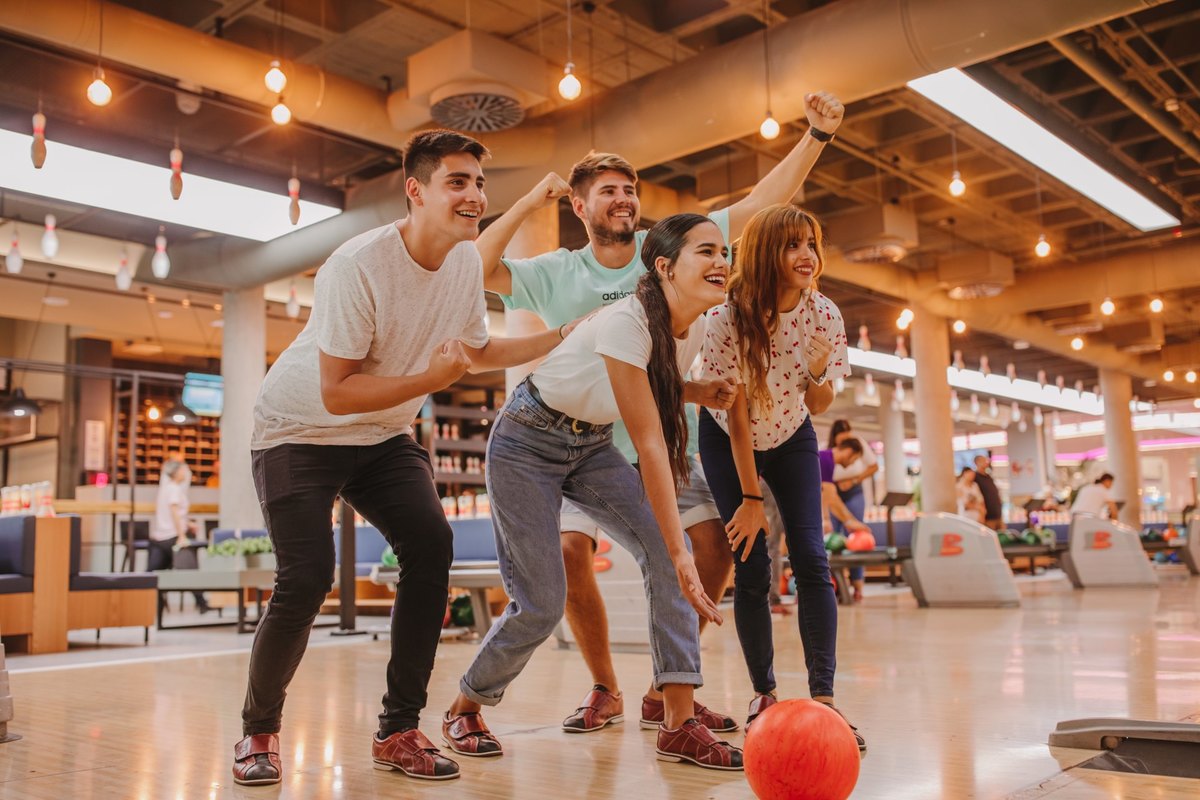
[3,568,1199,799]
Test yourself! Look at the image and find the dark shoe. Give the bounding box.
[640,695,738,732]
[745,693,778,732]
[819,701,867,752]
[441,711,503,757]
[232,733,281,786]
[562,685,624,733]
[656,719,743,771]
[372,729,460,780]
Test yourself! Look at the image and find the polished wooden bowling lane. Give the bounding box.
[2,571,1198,799]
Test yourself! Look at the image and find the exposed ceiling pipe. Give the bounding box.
[1050,35,1200,169]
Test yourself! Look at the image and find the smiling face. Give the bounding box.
[574,169,641,247]
[407,151,488,240]
[656,220,729,311]
[778,221,821,299]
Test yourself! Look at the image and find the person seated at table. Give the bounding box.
[1070,473,1118,519]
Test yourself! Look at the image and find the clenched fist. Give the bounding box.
[425,340,471,389]
[526,172,571,208]
[804,91,844,135]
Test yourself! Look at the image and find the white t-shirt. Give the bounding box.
[833,435,877,482]
[531,296,705,424]
[700,290,850,450]
[253,223,489,448]
[1072,483,1113,516]
[153,479,188,541]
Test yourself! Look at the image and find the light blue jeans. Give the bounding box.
[460,380,703,706]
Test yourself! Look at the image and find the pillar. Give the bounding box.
[1100,368,1142,528]
[876,383,908,493]
[909,308,956,514]
[501,204,558,393]
[219,287,266,529]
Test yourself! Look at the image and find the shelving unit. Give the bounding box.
[417,386,501,514]
[115,409,220,486]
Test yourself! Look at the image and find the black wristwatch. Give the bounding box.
[809,126,835,143]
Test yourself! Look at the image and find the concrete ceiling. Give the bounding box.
[0,0,1197,403]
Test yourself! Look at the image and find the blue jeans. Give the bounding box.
[835,484,866,581]
[460,381,703,705]
[698,410,838,698]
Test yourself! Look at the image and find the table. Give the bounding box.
[153,568,275,633]
[370,562,502,638]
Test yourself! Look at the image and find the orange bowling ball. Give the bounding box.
[845,530,876,552]
[743,699,860,800]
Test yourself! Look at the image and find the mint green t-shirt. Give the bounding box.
[500,209,730,462]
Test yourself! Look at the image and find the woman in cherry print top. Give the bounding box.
[697,203,864,750]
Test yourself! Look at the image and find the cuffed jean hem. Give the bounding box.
[460,677,505,707]
[653,671,704,691]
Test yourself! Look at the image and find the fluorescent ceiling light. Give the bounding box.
[848,347,1152,416]
[0,129,341,241]
[907,69,1179,232]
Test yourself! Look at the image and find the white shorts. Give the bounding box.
[560,461,721,541]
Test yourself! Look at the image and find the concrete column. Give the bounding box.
[1041,413,1059,490]
[876,383,908,493]
[909,308,956,514]
[500,204,558,393]
[219,287,266,529]
[1100,368,1142,528]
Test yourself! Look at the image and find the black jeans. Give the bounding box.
[242,434,452,736]
[146,538,207,608]
[698,411,838,698]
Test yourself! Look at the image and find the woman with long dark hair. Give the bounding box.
[698,203,865,750]
[443,213,744,771]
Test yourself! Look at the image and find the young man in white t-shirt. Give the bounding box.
[474,91,845,735]
[233,131,576,787]
[1071,473,1118,518]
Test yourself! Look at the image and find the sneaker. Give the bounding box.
[372,729,459,780]
[819,701,867,752]
[562,685,624,733]
[232,733,282,786]
[744,693,777,732]
[640,695,738,732]
[441,711,503,757]
[656,719,744,771]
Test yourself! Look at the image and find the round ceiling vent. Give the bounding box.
[431,92,525,133]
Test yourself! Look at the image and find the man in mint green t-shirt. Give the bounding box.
[475,91,845,736]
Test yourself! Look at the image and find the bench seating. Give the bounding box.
[67,523,157,641]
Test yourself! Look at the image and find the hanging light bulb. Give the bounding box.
[952,319,966,334]
[271,97,292,125]
[948,170,966,197]
[1186,370,1197,384]
[1006,362,1017,381]
[988,397,999,418]
[857,325,871,351]
[285,284,300,319]
[953,349,965,371]
[894,335,908,359]
[288,176,301,225]
[5,233,23,275]
[146,404,161,422]
[1149,296,1164,313]
[169,146,183,200]
[969,393,980,416]
[864,373,876,397]
[115,251,132,291]
[87,66,113,106]
[1100,297,1115,316]
[759,112,780,140]
[1011,402,1022,423]
[1035,234,1051,258]
[151,227,170,279]
[41,215,59,260]
[558,63,582,101]
[1033,407,1044,427]
[950,390,960,412]
[1163,369,1175,382]
[896,308,913,330]
[1070,336,1084,351]
[31,110,47,168]
[264,59,287,94]
[1037,369,1047,387]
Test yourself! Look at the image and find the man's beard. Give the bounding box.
[591,219,637,247]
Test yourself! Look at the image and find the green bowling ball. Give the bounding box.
[824,533,847,554]
[449,594,474,627]
[1021,528,1041,546]
[997,531,1016,546]
[381,545,398,567]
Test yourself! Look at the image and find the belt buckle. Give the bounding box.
[571,419,583,434]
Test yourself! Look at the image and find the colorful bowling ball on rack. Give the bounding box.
[845,530,876,552]
[996,531,1016,546]
[824,533,847,554]
[1021,528,1041,546]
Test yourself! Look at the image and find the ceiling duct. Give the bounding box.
[1101,318,1164,354]
[387,30,549,133]
[937,249,1014,299]
[826,204,918,264]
